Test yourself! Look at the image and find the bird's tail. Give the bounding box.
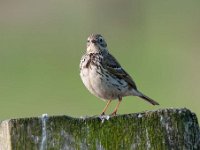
[137,91,159,105]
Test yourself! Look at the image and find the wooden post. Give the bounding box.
[0,108,200,149]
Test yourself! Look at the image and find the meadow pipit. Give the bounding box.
[80,34,159,116]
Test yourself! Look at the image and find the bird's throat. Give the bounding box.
[87,44,100,54]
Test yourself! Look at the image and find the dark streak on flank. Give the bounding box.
[112,83,119,87]
[117,88,121,91]
[117,79,124,85]
[96,71,103,76]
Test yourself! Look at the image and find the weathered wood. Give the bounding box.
[0,108,199,149]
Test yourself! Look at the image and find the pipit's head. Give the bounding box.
[86,34,108,54]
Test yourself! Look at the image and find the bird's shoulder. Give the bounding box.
[102,53,137,90]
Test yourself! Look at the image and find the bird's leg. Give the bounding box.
[101,100,112,116]
[111,98,122,116]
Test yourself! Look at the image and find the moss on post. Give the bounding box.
[0,108,200,149]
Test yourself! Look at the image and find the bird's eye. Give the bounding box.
[99,38,103,43]
[87,40,89,43]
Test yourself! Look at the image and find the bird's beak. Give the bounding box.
[91,39,97,44]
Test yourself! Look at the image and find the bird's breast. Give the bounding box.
[80,54,132,100]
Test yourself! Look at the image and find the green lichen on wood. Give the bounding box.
[0,108,200,149]
[9,117,42,149]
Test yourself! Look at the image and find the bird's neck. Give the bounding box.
[87,46,108,55]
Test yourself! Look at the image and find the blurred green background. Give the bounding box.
[0,0,200,121]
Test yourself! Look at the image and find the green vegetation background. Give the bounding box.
[0,0,200,120]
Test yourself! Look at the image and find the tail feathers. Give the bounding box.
[137,91,159,105]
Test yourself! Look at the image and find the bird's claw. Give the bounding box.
[110,111,117,116]
[100,112,105,116]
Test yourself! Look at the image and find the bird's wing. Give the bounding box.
[102,53,137,90]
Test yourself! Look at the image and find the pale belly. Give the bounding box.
[80,65,131,100]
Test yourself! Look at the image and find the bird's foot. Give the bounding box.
[110,111,117,116]
[100,112,105,116]
[99,113,110,123]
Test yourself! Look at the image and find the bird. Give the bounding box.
[80,33,159,116]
